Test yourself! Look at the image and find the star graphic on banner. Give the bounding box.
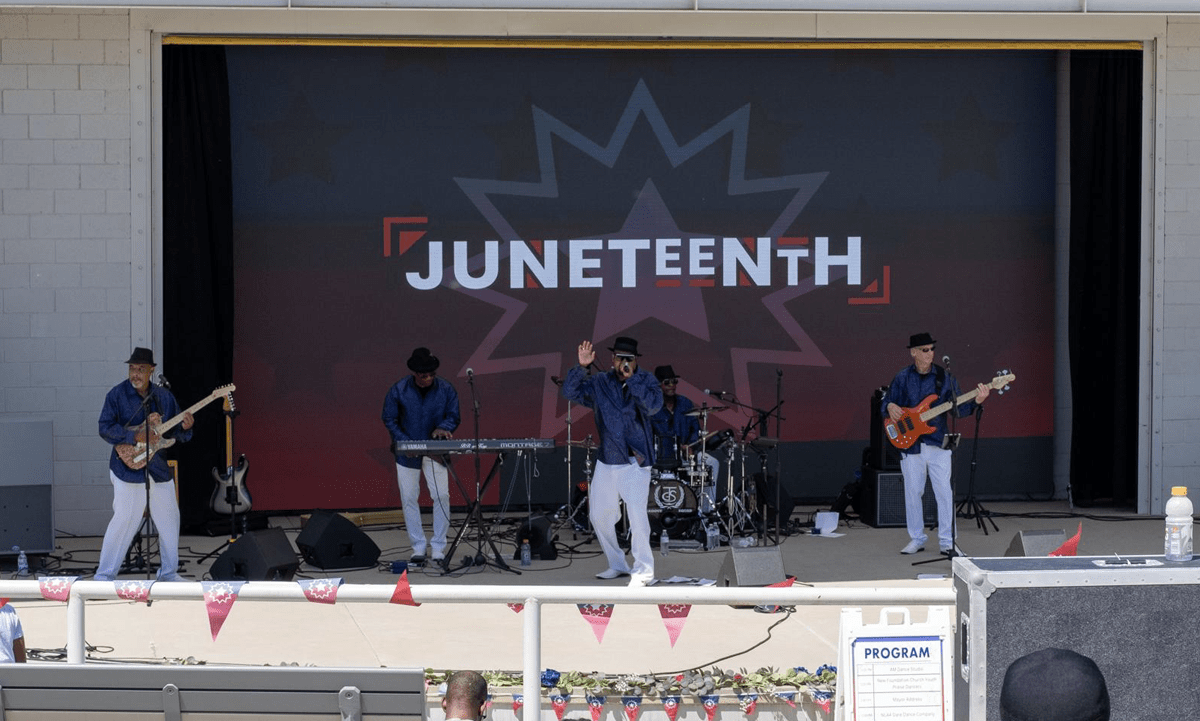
[205,582,237,605]
[42,577,69,594]
[923,95,1015,180]
[250,93,351,184]
[306,579,338,599]
[444,79,833,435]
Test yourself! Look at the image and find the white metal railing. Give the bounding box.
[0,579,954,721]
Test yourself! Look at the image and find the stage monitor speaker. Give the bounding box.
[1003,529,1068,557]
[753,473,795,529]
[209,527,300,581]
[511,514,558,561]
[296,510,381,570]
[717,546,786,587]
[868,387,902,471]
[859,467,937,529]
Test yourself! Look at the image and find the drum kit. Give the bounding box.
[553,399,766,550]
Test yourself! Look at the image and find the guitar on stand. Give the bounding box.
[200,391,251,566]
[210,393,251,517]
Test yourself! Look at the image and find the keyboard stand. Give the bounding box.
[439,453,519,575]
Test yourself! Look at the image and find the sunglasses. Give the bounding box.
[916,346,935,353]
[661,379,678,386]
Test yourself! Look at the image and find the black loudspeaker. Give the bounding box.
[511,514,558,561]
[296,510,381,570]
[717,546,786,587]
[1003,529,1068,557]
[869,387,902,471]
[753,473,795,528]
[859,467,937,529]
[209,527,300,581]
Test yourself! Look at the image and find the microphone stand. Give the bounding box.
[124,386,158,580]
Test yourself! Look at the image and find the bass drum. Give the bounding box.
[647,477,698,537]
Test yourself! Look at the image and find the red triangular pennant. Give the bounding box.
[37,576,77,602]
[389,570,420,606]
[578,603,615,643]
[657,603,691,647]
[550,694,569,720]
[508,602,524,613]
[114,579,154,603]
[1049,522,1083,557]
[201,581,245,641]
[298,577,343,604]
[662,696,681,721]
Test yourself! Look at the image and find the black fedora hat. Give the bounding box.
[607,336,641,357]
[907,332,936,348]
[124,347,156,366]
[654,365,679,382]
[406,347,440,374]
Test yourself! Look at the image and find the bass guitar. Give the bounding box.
[883,372,1015,450]
[115,384,236,469]
[210,392,252,515]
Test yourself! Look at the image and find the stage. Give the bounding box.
[7,500,1160,678]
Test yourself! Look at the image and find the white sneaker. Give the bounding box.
[627,574,654,588]
[900,539,925,555]
[595,568,630,580]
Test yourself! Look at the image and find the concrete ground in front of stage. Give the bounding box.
[12,501,1164,676]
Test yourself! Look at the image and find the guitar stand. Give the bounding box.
[439,454,520,575]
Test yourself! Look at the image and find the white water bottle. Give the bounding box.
[13,546,29,576]
[1164,486,1193,562]
[519,540,532,567]
[659,529,669,557]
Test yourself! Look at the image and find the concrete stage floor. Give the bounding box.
[9,501,1163,678]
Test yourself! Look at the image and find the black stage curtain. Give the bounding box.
[161,46,235,531]
[1068,50,1142,507]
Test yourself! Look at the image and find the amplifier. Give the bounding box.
[859,467,937,529]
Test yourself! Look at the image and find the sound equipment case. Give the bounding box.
[952,554,1200,721]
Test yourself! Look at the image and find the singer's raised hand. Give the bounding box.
[578,340,595,367]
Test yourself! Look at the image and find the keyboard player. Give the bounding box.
[382,347,461,566]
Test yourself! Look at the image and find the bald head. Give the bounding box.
[443,670,488,721]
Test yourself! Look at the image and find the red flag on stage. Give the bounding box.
[201,580,246,641]
[577,603,615,643]
[389,570,420,606]
[657,603,691,647]
[1049,522,1083,557]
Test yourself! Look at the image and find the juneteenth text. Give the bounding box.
[396,237,862,290]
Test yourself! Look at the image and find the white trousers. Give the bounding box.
[591,459,654,582]
[899,444,954,548]
[95,470,180,581]
[696,452,720,510]
[395,458,451,558]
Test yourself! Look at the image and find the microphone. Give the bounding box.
[705,389,727,398]
[942,355,951,367]
[466,368,474,377]
[156,374,171,390]
[550,375,562,386]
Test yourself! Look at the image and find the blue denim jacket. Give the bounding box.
[881,364,975,454]
[99,380,192,484]
[563,365,663,467]
[382,376,461,469]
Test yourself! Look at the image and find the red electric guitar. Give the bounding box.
[883,372,1015,450]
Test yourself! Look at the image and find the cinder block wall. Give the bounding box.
[1,9,131,536]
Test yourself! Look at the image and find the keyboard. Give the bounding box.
[392,438,556,455]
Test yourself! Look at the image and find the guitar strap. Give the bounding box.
[934,365,945,399]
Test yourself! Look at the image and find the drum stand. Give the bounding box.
[686,405,724,549]
[551,384,595,540]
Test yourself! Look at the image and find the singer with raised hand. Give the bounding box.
[562,337,663,587]
[382,347,461,566]
[883,333,989,556]
[95,347,194,582]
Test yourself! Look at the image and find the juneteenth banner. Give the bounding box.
[223,45,1056,510]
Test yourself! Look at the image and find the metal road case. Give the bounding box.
[953,554,1200,721]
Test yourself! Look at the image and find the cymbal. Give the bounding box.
[685,405,727,417]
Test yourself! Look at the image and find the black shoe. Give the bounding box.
[410,554,427,566]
